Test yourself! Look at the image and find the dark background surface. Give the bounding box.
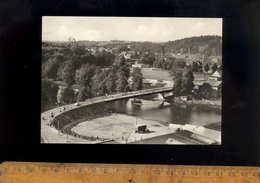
[0,0,260,165]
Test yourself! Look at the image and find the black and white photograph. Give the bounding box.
[41,17,222,145]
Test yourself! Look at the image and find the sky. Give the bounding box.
[42,17,222,42]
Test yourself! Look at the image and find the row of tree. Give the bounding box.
[42,55,144,104]
[42,48,115,81]
[150,57,218,73]
[191,61,218,73]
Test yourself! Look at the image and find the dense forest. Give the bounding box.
[164,35,222,56]
[129,35,222,57]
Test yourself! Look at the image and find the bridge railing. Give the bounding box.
[75,86,173,105]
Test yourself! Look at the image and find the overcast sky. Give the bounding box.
[42,17,222,42]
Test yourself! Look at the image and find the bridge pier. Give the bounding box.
[159,101,164,107]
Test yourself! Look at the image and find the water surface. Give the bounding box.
[105,99,221,127]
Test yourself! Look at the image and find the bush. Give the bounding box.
[193,94,202,100]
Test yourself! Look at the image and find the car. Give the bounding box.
[75,102,81,106]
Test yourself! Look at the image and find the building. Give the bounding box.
[211,81,222,91]
[209,70,222,81]
[193,69,222,91]
[124,53,132,59]
[132,62,149,69]
[121,51,137,60]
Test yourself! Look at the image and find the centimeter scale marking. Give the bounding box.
[0,162,260,183]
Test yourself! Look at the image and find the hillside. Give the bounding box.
[42,35,222,57]
[164,35,222,57]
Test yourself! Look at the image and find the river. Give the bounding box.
[105,99,221,127]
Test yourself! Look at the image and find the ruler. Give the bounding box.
[0,162,259,183]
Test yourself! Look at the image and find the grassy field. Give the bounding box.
[141,69,211,81]
[141,68,172,81]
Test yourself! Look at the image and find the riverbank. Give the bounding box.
[71,113,176,144]
[173,98,222,109]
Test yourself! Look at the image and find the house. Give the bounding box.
[193,70,222,91]
[212,81,222,91]
[193,79,222,91]
[120,51,127,56]
[180,96,188,101]
[132,61,149,69]
[127,51,136,55]
[125,53,132,59]
[209,70,222,81]
[121,51,136,59]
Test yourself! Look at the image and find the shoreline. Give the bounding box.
[173,99,222,109]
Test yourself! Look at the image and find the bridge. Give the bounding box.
[41,86,173,143]
[96,86,173,102]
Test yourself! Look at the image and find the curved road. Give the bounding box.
[41,87,172,144]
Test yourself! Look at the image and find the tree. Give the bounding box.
[57,87,75,104]
[169,60,186,79]
[131,67,143,90]
[42,58,60,79]
[56,63,65,81]
[115,66,130,92]
[116,75,129,92]
[172,70,183,96]
[74,64,97,97]
[211,63,218,73]
[198,83,212,99]
[61,59,77,87]
[140,54,155,66]
[80,54,95,65]
[197,61,203,72]
[155,59,163,69]
[204,63,210,72]
[71,45,86,56]
[75,64,96,87]
[192,61,198,72]
[106,72,117,93]
[162,61,168,70]
[181,68,194,94]
[53,53,66,63]
[211,90,220,99]
[166,61,173,70]
[114,55,126,66]
[41,79,59,102]
[77,86,87,102]
[170,61,194,96]
[95,54,113,66]
[92,68,109,95]
[114,45,129,54]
